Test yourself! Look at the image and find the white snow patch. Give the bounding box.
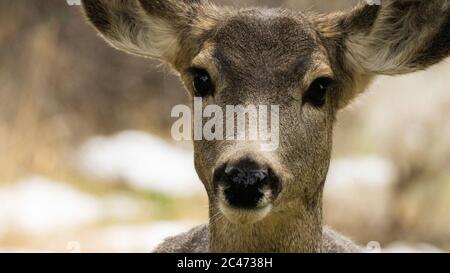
[0,176,102,235]
[0,177,146,236]
[93,221,199,252]
[325,156,396,194]
[77,131,203,196]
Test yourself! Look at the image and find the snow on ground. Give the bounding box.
[77,131,203,196]
[0,176,144,236]
[91,221,199,252]
[0,221,200,253]
[325,156,396,195]
[0,176,102,235]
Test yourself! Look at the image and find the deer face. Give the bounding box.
[82,0,450,225]
[188,11,338,224]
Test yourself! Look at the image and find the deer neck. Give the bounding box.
[208,201,323,253]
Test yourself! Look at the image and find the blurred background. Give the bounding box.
[0,0,449,253]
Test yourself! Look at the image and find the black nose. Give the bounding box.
[213,158,281,208]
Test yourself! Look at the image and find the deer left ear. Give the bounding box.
[81,0,220,69]
[341,0,450,76]
[316,1,450,76]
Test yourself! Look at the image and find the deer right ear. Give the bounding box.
[81,0,219,68]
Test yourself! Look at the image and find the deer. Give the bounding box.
[81,0,450,253]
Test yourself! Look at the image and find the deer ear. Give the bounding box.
[81,0,219,68]
[316,1,450,76]
[340,1,450,75]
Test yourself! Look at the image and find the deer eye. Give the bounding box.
[303,77,334,108]
[189,68,214,97]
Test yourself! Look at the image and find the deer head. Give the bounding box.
[82,0,449,252]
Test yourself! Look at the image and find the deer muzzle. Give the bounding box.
[213,156,282,224]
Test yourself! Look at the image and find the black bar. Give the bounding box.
[0,253,446,272]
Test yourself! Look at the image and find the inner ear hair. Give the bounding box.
[82,0,180,60]
[342,0,450,75]
[81,0,222,69]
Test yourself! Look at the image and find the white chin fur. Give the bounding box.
[218,201,272,225]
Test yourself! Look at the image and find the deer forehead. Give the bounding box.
[190,9,333,92]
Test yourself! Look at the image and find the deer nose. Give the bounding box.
[214,158,281,208]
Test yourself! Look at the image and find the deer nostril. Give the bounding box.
[224,166,238,176]
[224,166,268,186]
[251,170,269,183]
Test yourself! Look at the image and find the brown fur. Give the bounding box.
[154,225,360,253]
[81,0,450,253]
